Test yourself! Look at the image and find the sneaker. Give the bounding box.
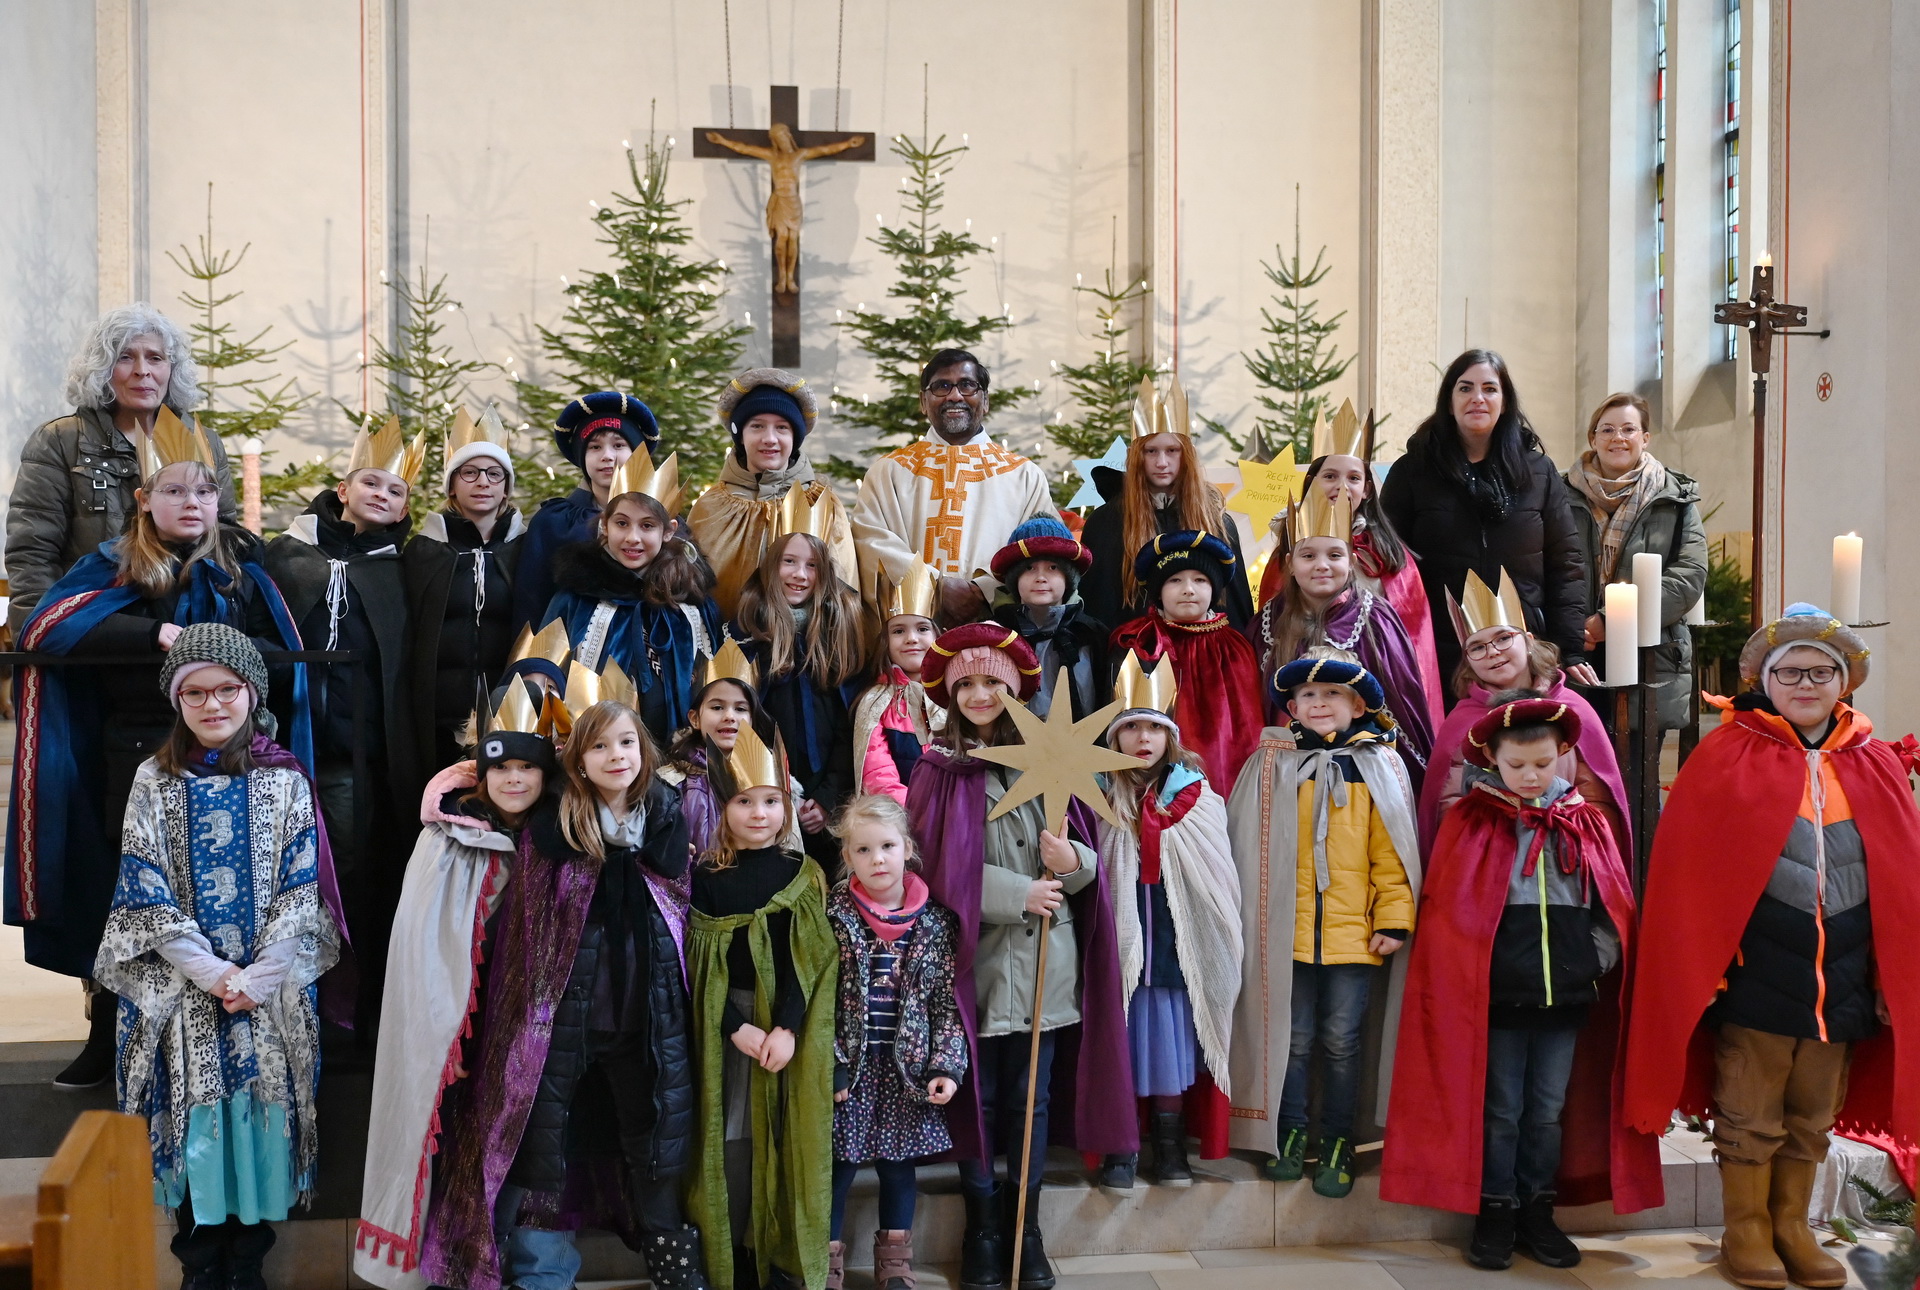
[1467,1195,1518,1270]
[1312,1137,1357,1198]
[1097,1153,1137,1195]
[1260,1126,1309,1182]
[1514,1193,1580,1267]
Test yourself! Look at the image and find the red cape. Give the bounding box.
[1622,706,1920,1160]
[1380,783,1663,1215]
[1108,610,1263,793]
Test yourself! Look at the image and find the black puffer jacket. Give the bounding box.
[1380,445,1589,688]
[507,784,695,1193]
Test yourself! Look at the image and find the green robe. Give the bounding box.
[687,855,838,1289]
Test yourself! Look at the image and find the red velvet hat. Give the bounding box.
[989,516,1093,582]
[1465,696,1583,767]
[922,623,1043,708]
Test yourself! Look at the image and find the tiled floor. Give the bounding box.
[0,922,89,1044]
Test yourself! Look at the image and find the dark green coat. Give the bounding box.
[1566,466,1709,732]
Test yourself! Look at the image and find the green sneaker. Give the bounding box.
[1313,1136,1356,1198]
[1261,1126,1309,1182]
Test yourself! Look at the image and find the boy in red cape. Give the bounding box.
[1382,693,1660,1271]
[1624,604,1920,1290]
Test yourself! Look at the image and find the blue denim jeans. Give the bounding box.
[1278,963,1376,1141]
[1481,1026,1581,1202]
[493,1184,580,1290]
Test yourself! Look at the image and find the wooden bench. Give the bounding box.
[0,1110,154,1290]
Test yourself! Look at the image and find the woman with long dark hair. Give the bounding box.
[1378,350,1595,695]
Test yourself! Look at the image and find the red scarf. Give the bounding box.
[1136,777,1205,885]
[1473,782,1599,885]
[849,871,929,942]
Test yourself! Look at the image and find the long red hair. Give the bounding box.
[1120,434,1231,606]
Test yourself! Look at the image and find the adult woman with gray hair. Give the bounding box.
[5,303,239,636]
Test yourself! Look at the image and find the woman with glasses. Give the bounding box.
[1415,568,1627,854]
[1564,392,1708,736]
[402,418,527,784]
[7,426,308,1090]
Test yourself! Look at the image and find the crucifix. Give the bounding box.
[1713,254,1815,629]
[696,85,874,366]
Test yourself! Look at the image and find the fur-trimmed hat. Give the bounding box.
[1271,651,1388,717]
[1134,530,1237,608]
[991,516,1092,596]
[1464,695,1583,767]
[718,367,818,468]
[160,623,269,709]
[553,391,661,469]
[922,623,1042,709]
[1739,602,1870,694]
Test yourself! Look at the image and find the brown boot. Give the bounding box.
[1768,1158,1846,1288]
[825,1239,845,1290]
[873,1228,916,1289]
[1719,1160,1789,1288]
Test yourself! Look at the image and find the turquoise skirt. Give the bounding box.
[156,1092,298,1226]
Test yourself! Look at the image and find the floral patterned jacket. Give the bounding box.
[826,883,969,1097]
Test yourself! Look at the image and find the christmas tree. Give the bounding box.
[165,184,328,509]
[1243,186,1354,462]
[519,129,748,490]
[1047,249,1155,506]
[831,124,1029,480]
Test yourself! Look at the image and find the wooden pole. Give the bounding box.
[1749,372,1768,630]
[1007,898,1054,1283]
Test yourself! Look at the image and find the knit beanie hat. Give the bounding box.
[476,728,558,779]
[160,622,269,709]
[717,368,818,468]
[991,516,1092,600]
[922,623,1043,709]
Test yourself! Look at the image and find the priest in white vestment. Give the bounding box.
[851,349,1055,622]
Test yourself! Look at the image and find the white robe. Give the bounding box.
[850,426,1055,602]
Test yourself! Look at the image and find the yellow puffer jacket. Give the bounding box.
[1292,755,1416,965]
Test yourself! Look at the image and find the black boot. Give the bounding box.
[225,1219,275,1290]
[1007,1187,1055,1290]
[1145,1110,1193,1187]
[1514,1193,1580,1268]
[53,988,117,1089]
[638,1225,715,1289]
[1467,1195,1517,1270]
[169,1214,227,1290]
[959,1186,1006,1289]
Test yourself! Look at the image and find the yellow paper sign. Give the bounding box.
[1225,456,1310,527]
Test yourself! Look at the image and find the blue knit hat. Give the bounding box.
[717,368,819,469]
[992,516,1092,599]
[553,391,660,470]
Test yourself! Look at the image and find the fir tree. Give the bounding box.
[1243,186,1354,462]
[831,127,1029,480]
[519,130,748,490]
[1048,254,1155,506]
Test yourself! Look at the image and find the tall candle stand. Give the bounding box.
[1598,652,1663,893]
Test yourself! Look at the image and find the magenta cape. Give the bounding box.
[1418,673,1628,856]
[906,747,1140,1158]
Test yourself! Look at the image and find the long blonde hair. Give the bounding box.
[116,461,238,598]
[558,701,658,862]
[1120,435,1231,606]
[733,532,865,686]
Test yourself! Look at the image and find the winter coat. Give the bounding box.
[1284,727,1418,965]
[511,487,598,635]
[1378,443,1589,687]
[509,786,696,1194]
[5,407,239,635]
[1079,469,1254,631]
[825,885,969,1097]
[1565,467,1708,733]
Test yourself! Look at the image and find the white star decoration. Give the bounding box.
[1066,435,1129,509]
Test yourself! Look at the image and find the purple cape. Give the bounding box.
[1418,671,1630,855]
[906,747,1139,1159]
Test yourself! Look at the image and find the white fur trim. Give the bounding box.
[443,441,515,491]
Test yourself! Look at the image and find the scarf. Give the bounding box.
[848,871,928,942]
[1566,449,1669,584]
[1460,460,1516,523]
[1469,778,1600,887]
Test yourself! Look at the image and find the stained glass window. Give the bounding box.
[1724,0,1742,361]
[1655,0,1668,376]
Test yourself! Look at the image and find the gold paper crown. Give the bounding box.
[1287,488,1354,544]
[699,637,760,691]
[1130,375,1192,440]
[1310,399,1376,463]
[136,406,217,481]
[563,657,640,718]
[722,720,787,793]
[507,618,573,670]
[348,413,428,486]
[775,482,833,541]
[1112,650,1179,715]
[539,689,573,741]
[604,444,685,516]
[489,677,543,735]
[877,558,939,621]
[447,404,511,457]
[1450,568,1528,640]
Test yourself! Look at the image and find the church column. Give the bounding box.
[360,0,405,412]
[1142,0,1177,370]
[94,0,147,310]
[1360,0,1441,454]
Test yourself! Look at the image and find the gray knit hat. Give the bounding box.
[159,623,269,708]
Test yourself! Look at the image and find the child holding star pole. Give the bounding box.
[908,625,1138,1290]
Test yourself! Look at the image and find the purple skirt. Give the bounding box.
[1126,985,1198,1097]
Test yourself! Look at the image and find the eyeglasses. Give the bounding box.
[154,484,221,503]
[1769,664,1840,686]
[453,465,506,484]
[1465,630,1524,660]
[926,379,984,396]
[179,683,245,708]
[1593,425,1646,441]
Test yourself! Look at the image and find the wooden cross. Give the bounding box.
[696,85,874,366]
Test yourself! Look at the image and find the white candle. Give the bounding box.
[1632,552,1663,646]
[1686,594,1707,626]
[1831,533,1863,624]
[241,437,264,536]
[1605,583,1639,686]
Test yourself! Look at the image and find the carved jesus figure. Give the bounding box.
[705,122,866,294]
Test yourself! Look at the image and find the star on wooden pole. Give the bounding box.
[972,668,1141,835]
[1225,454,1309,529]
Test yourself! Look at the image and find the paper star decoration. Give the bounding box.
[1226,454,1310,528]
[972,668,1143,835]
[1066,436,1129,509]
